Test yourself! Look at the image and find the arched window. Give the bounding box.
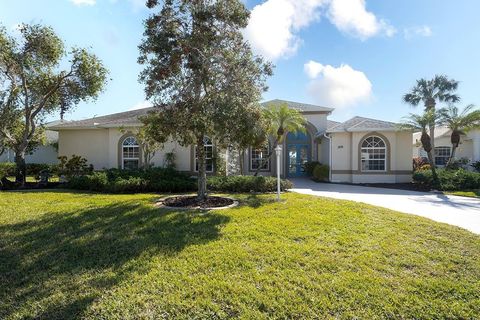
[195,136,214,172]
[122,136,140,169]
[361,136,387,171]
[250,142,270,171]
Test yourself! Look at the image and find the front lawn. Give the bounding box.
[1,191,479,319]
[446,189,480,199]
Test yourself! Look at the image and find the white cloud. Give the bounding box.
[304,60,372,109]
[70,0,96,6]
[243,0,326,60]
[403,25,432,40]
[244,0,395,60]
[129,100,152,111]
[327,0,396,40]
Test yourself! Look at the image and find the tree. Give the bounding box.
[139,0,272,200]
[403,75,460,160]
[120,126,162,169]
[399,110,440,185]
[0,23,108,185]
[438,104,480,167]
[253,102,306,176]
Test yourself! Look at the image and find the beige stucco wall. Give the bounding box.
[58,129,110,169]
[330,130,412,183]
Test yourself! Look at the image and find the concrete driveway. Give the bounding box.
[290,178,480,235]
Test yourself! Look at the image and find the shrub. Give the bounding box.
[445,158,470,170]
[304,161,321,176]
[0,162,16,179]
[413,157,429,171]
[207,175,293,193]
[26,163,51,179]
[312,164,329,182]
[413,169,480,191]
[472,161,480,173]
[68,172,108,192]
[58,155,93,178]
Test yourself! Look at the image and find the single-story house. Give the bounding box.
[50,99,413,183]
[412,127,480,166]
[0,121,59,165]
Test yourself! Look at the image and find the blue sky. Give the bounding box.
[1,0,479,123]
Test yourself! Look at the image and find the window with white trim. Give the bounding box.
[361,136,387,171]
[250,143,270,171]
[122,136,140,169]
[195,137,214,172]
[434,146,451,166]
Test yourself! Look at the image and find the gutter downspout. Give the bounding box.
[323,133,332,182]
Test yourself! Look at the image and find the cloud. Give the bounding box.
[304,60,372,109]
[327,0,396,40]
[128,100,152,111]
[70,0,96,6]
[244,0,395,60]
[243,0,327,60]
[403,25,432,39]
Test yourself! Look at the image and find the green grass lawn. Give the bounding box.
[1,191,479,319]
[6,176,60,183]
[445,189,480,199]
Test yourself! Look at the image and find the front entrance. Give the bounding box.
[285,130,312,177]
[287,144,310,177]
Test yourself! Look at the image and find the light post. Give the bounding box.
[275,145,282,202]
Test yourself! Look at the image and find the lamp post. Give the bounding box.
[275,145,282,202]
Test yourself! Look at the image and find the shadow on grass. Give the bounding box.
[236,194,277,209]
[0,200,229,319]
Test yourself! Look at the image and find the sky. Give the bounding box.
[1,0,479,123]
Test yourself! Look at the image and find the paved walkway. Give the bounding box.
[290,178,480,235]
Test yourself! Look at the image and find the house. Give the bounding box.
[412,127,480,166]
[0,121,59,165]
[50,99,413,183]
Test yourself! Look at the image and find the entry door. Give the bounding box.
[287,144,310,177]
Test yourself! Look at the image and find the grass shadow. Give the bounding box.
[0,200,229,319]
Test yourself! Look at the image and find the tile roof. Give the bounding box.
[327,116,399,132]
[261,99,334,113]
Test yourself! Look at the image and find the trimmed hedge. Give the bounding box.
[413,169,480,191]
[312,164,329,182]
[207,175,293,193]
[67,168,196,193]
[0,162,16,179]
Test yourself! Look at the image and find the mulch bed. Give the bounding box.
[163,196,234,209]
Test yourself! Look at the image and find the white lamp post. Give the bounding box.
[275,145,282,202]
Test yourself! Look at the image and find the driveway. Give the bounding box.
[290,178,480,235]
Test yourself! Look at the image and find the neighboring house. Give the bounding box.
[50,99,413,183]
[0,121,59,164]
[412,127,480,166]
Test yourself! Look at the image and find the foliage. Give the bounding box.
[0,162,16,179]
[163,151,176,169]
[437,104,480,166]
[399,110,440,185]
[312,164,330,182]
[1,191,479,319]
[413,168,480,191]
[253,102,307,176]
[445,157,470,171]
[0,23,108,184]
[138,0,272,199]
[304,161,321,176]
[471,160,480,173]
[412,157,430,171]
[207,175,292,193]
[403,75,460,111]
[58,155,93,178]
[67,167,196,193]
[120,126,162,169]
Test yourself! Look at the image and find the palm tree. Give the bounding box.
[399,110,440,185]
[253,103,306,176]
[403,75,460,155]
[438,104,480,167]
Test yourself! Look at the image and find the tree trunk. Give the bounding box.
[425,99,436,161]
[196,137,207,200]
[14,151,27,186]
[446,145,457,168]
[426,149,439,188]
